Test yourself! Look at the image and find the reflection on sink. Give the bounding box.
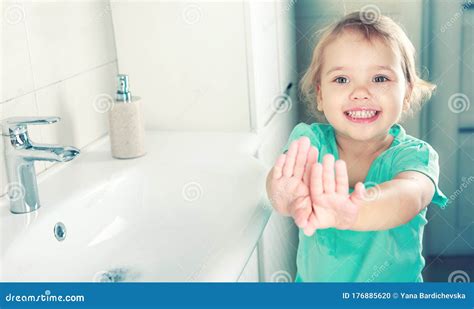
[0,131,271,282]
[87,216,128,247]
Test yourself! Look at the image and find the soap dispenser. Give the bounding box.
[108,74,146,159]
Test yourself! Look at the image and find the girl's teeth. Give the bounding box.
[346,110,377,118]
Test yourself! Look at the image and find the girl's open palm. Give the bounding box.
[305,154,367,233]
[269,137,318,226]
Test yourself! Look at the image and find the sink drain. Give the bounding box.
[93,268,140,282]
[54,222,66,241]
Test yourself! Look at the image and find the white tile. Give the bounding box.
[24,0,116,89]
[1,1,35,102]
[0,93,46,196]
[37,61,117,156]
[1,93,40,139]
[111,1,250,131]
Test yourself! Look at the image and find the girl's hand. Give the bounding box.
[268,137,318,226]
[302,154,367,235]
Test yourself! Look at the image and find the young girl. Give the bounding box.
[266,12,448,282]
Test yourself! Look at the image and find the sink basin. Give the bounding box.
[0,131,271,282]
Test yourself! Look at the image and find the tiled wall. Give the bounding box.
[111,1,251,131]
[1,0,118,197]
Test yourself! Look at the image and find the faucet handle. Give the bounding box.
[1,116,60,136]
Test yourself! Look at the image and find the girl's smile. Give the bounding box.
[343,108,381,123]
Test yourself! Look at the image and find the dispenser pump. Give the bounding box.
[116,74,132,102]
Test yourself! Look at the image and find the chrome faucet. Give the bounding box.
[1,117,80,214]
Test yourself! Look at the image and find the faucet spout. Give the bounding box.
[25,144,81,162]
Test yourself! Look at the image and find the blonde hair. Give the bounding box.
[300,11,436,122]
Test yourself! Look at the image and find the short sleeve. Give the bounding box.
[281,122,323,154]
[391,142,449,208]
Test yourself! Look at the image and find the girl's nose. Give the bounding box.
[350,86,370,100]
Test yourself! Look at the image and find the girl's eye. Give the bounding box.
[373,75,389,83]
[334,76,349,84]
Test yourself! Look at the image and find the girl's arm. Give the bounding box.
[303,155,438,234]
[351,171,436,231]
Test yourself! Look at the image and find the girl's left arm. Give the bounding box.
[351,171,435,231]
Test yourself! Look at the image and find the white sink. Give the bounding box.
[0,131,271,282]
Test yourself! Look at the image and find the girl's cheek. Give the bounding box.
[371,83,395,97]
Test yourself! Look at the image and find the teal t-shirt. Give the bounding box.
[281,122,448,282]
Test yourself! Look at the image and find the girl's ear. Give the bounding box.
[316,84,324,112]
[403,83,413,112]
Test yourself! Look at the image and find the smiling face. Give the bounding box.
[317,30,411,142]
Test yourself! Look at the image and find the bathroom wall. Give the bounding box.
[110,1,252,131]
[423,0,474,257]
[1,0,301,282]
[0,0,118,197]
